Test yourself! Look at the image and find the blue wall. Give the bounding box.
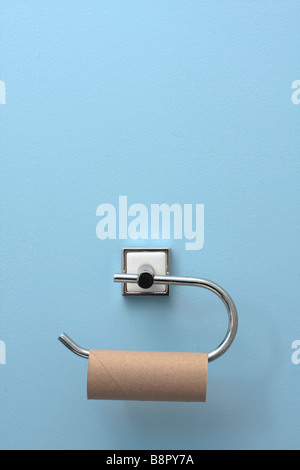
[1,1,300,450]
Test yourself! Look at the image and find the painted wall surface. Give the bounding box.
[1,1,300,450]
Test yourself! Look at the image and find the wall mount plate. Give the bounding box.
[122,248,170,296]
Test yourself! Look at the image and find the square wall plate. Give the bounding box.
[122,248,170,296]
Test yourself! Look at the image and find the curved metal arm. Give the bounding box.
[114,273,238,363]
[58,333,89,359]
[59,274,238,363]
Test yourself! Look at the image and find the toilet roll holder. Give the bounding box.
[59,248,238,363]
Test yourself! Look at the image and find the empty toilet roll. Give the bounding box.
[87,350,208,402]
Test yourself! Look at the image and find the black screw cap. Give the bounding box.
[138,271,154,289]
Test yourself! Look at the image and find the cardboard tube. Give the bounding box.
[87,350,208,402]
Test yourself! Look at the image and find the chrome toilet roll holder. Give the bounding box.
[59,248,238,363]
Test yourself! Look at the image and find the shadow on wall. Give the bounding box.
[123,376,270,442]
